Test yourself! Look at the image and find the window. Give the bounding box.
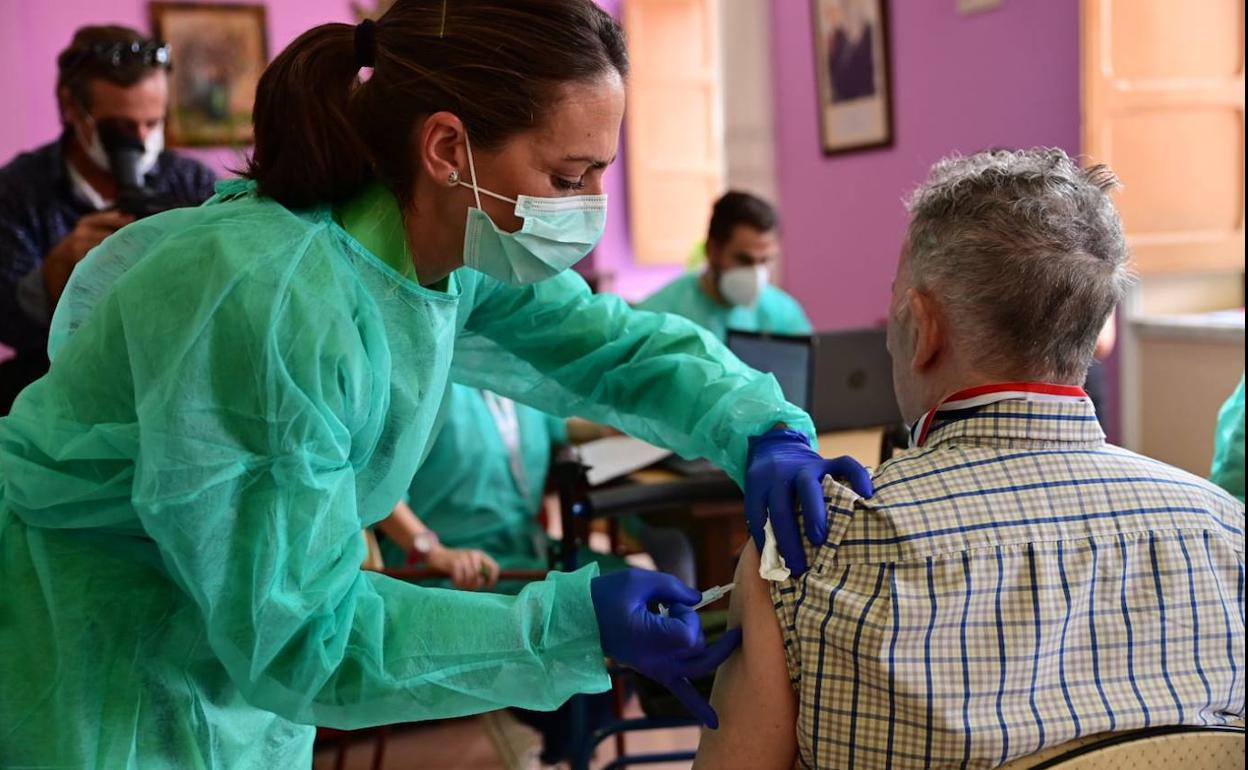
[623,0,725,266]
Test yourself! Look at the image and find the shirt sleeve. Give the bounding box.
[454,270,815,484]
[162,153,219,206]
[546,412,570,447]
[118,241,608,729]
[767,474,863,691]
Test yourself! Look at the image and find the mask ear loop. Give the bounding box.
[463,131,484,211]
[459,131,518,207]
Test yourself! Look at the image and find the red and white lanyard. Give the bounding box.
[909,382,1090,448]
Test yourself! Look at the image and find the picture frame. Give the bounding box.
[810,0,894,155]
[150,2,269,146]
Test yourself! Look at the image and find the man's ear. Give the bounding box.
[58,86,77,125]
[907,288,944,371]
[704,238,722,272]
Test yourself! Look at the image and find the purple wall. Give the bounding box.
[0,0,646,288]
[770,0,1081,330]
[0,0,355,174]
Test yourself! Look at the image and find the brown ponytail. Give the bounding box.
[245,0,628,210]
[245,24,369,208]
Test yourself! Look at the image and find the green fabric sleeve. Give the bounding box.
[453,270,814,484]
[1211,375,1245,502]
[547,413,570,446]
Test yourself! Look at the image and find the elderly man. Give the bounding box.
[695,149,1245,769]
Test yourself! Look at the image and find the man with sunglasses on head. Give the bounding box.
[0,25,216,413]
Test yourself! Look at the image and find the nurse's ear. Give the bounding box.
[417,111,468,189]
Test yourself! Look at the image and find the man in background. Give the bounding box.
[0,25,216,412]
[638,191,812,340]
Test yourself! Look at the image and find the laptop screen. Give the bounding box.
[726,331,813,411]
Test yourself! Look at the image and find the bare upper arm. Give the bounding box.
[693,542,798,770]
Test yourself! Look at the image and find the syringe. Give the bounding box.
[658,583,735,617]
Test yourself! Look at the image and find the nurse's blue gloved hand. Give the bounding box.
[745,428,874,577]
[591,569,743,729]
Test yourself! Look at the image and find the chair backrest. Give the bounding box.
[1001,725,1245,770]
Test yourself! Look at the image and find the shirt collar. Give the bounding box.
[65,161,113,210]
[909,382,1104,449]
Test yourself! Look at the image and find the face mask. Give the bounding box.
[75,118,111,172]
[457,132,607,285]
[718,264,770,307]
[76,111,164,179]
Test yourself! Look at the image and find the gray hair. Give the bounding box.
[904,148,1131,383]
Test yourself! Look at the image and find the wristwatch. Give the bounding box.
[406,531,440,566]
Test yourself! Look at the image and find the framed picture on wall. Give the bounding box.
[810,0,894,154]
[150,2,268,146]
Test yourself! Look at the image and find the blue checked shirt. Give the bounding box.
[771,395,1245,769]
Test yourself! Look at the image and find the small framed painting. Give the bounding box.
[810,0,894,155]
[150,2,269,146]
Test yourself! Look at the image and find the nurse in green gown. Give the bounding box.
[376,383,693,592]
[0,3,869,768]
[375,383,589,588]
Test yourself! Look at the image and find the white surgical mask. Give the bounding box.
[718,264,770,307]
[457,132,607,286]
[76,114,164,179]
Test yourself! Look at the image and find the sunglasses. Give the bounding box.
[63,40,171,72]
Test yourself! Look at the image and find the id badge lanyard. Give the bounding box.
[483,391,532,501]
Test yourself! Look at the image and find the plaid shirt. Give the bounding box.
[771,384,1245,769]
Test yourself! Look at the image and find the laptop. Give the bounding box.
[809,328,903,432]
[726,328,902,433]
[724,331,814,412]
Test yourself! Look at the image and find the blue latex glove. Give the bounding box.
[591,569,743,728]
[745,428,874,577]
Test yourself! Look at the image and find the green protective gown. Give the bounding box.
[0,180,811,769]
[1210,375,1245,502]
[636,272,813,341]
[377,384,565,577]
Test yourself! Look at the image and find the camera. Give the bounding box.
[98,120,184,219]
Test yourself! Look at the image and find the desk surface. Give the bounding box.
[626,428,885,486]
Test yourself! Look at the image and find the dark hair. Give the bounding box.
[245,0,629,209]
[56,25,168,110]
[707,191,779,245]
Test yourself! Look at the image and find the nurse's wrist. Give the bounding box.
[404,530,441,566]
